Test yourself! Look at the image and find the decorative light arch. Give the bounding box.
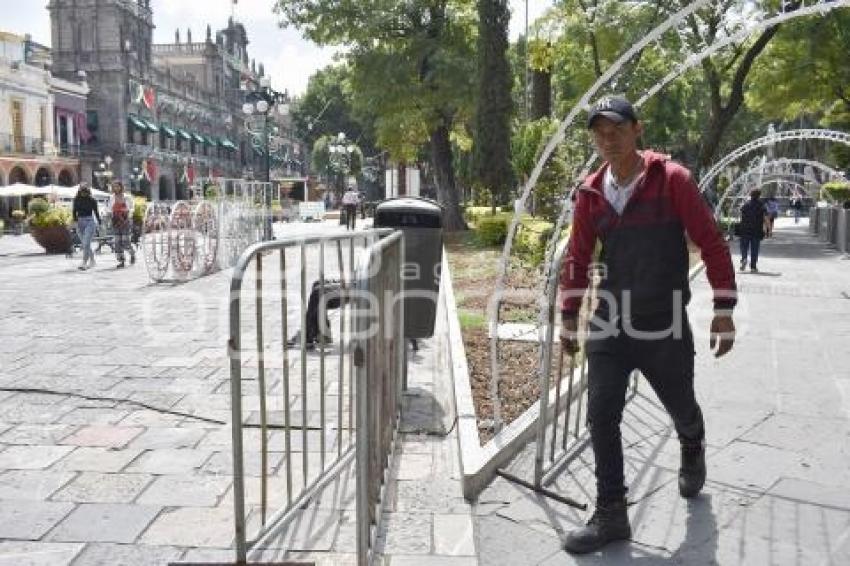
[717,158,844,214]
[699,129,850,192]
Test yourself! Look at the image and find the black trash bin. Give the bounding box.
[374,197,443,339]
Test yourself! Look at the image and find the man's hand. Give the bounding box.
[560,314,580,355]
[710,313,735,358]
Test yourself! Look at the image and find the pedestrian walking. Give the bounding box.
[738,189,767,273]
[342,185,360,230]
[559,95,737,554]
[106,182,136,268]
[791,193,803,223]
[72,183,100,270]
[765,196,779,237]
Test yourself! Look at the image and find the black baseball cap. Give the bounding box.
[587,96,639,128]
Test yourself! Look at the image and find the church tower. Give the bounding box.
[48,0,155,182]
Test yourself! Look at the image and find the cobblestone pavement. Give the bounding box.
[0,221,380,565]
[472,218,850,565]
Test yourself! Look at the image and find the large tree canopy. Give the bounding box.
[275,0,477,230]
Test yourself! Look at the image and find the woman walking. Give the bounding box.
[106,182,136,268]
[72,184,101,270]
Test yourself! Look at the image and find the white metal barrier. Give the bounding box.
[227,228,402,565]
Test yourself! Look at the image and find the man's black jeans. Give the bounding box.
[586,309,704,503]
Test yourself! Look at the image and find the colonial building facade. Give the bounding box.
[0,31,88,189]
[48,0,301,200]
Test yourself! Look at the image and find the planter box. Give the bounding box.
[30,225,73,254]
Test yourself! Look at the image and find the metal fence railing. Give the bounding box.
[532,244,708,491]
[532,247,638,491]
[227,228,398,565]
[354,231,406,566]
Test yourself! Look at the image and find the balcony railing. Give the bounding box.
[57,143,81,157]
[0,133,45,156]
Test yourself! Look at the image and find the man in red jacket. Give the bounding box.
[559,96,737,554]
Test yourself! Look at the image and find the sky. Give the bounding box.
[2,0,553,97]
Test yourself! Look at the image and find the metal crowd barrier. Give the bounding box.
[227,228,399,565]
[354,231,406,566]
[533,244,709,490]
[532,247,638,490]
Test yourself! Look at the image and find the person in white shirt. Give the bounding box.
[341,186,360,230]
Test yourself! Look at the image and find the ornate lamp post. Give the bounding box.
[242,76,289,239]
[130,166,145,196]
[94,155,114,190]
[328,132,356,194]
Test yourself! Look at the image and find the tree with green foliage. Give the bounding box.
[275,0,477,230]
[527,1,801,174]
[312,134,364,194]
[291,65,376,159]
[473,0,514,212]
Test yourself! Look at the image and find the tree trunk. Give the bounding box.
[397,161,407,196]
[531,67,552,120]
[430,121,467,231]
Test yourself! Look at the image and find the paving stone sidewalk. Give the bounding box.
[0,222,376,565]
[472,218,850,565]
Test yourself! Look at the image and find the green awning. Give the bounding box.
[219,138,237,150]
[160,124,176,138]
[141,118,159,133]
[128,115,147,130]
[177,129,192,141]
[203,135,215,146]
[191,133,205,144]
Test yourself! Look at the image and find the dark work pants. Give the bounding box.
[739,237,761,269]
[344,205,357,230]
[586,310,704,503]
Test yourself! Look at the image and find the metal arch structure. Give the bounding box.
[491,0,850,436]
[473,0,850,489]
[720,175,818,214]
[699,129,850,192]
[717,158,845,215]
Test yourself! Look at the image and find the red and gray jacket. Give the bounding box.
[559,150,737,318]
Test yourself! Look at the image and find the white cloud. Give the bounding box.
[152,0,338,95]
[509,0,555,40]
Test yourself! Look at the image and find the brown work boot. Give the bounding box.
[564,499,630,554]
[679,439,706,498]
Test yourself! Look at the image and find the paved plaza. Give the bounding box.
[0,217,848,565]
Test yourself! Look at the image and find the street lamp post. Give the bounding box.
[94,155,114,190]
[328,132,356,194]
[130,166,144,196]
[242,76,290,240]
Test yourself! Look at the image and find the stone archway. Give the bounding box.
[139,179,152,199]
[175,181,189,201]
[159,175,175,201]
[8,166,29,185]
[34,168,52,187]
[57,169,75,187]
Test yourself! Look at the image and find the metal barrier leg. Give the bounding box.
[300,243,309,488]
[279,249,293,507]
[337,241,346,458]
[256,254,269,527]
[319,241,327,473]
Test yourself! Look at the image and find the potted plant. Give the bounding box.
[28,198,73,254]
